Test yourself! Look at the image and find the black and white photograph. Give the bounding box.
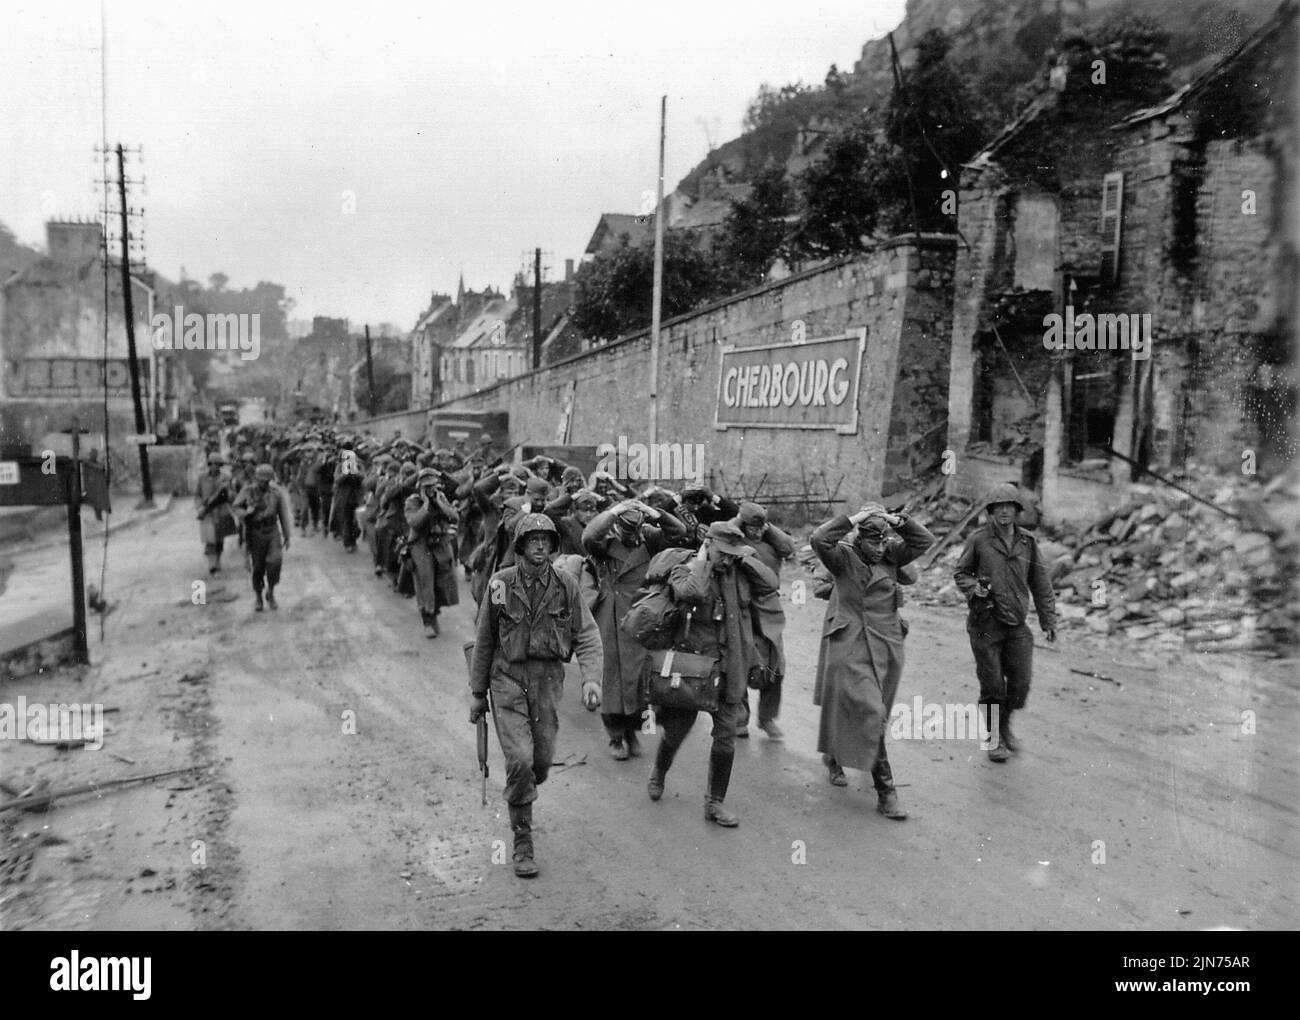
[0,0,1296,951]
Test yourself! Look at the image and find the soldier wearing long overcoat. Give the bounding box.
[582,498,685,760]
[812,504,933,820]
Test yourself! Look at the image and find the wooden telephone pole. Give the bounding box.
[114,143,153,505]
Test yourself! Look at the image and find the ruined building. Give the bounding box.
[945,0,1296,521]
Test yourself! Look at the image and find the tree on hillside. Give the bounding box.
[885,29,990,231]
[714,165,795,290]
[1056,13,1172,107]
[788,114,908,259]
[571,231,719,342]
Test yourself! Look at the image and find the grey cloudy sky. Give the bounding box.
[1,0,904,328]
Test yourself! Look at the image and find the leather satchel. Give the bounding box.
[642,647,721,713]
[639,596,722,714]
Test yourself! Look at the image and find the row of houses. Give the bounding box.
[410,262,584,407]
[0,220,194,458]
[407,177,757,409]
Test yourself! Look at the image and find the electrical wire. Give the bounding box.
[98,0,110,645]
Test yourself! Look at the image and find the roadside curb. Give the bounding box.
[24,494,179,554]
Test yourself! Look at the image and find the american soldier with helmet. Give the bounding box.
[953,483,1058,763]
[231,463,294,612]
[468,513,603,877]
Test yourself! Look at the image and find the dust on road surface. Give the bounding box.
[2,503,1296,930]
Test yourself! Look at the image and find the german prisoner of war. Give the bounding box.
[198,421,1074,878]
[646,520,785,828]
[583,495,686,761]
[812,502,934,820]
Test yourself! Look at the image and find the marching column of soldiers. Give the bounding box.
[198,422,1056,878]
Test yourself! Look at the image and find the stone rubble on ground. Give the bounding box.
[794,466,1299,655]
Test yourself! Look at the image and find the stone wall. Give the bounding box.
[1112,20,1296,476]
[417,235,957,508]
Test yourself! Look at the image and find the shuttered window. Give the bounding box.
[1100,171,1124,284]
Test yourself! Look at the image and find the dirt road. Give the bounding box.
[2,503,1296,930]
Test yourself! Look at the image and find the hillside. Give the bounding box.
[673,0,1281,203]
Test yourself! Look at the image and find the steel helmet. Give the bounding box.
[984,482,1025,513]
[513,512,558,553]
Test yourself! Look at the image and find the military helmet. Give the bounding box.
[984,481,1025,513]
[513,512,558,553]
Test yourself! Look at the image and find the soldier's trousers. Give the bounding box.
[655,706,738,769]
[490,661,563,806]
[967,616,1034,711]
[374,521,393,568]
[738,677,782,730]
[304,487,320,528]
[246,527,283,593]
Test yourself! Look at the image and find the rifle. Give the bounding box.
[463,641,491,806]
[477,711,489,806]
[197,483,229,519]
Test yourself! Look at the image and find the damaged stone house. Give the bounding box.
[946,0,1296,523]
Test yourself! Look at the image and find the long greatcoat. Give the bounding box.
[812,515,933,771]
[404,497,460,615]
[582,512,676,716]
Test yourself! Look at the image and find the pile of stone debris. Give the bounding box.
[896,468,1299,654]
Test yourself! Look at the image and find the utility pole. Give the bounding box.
[69,420,89,664]
[115,143,153,506]
[649,95,666,450]
[364,324,377,416]
[533,248,543,370]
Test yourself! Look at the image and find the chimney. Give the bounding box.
[565,259,574,282]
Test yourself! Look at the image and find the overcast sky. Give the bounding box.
[1,0,905,328]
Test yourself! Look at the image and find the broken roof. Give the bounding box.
[966,0,1297,168]
[1112,0,1296,129]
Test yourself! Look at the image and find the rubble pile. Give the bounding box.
[900,469,1300,654]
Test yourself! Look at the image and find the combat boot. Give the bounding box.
[704,749,739,827]
[985,703,1010,762]
[647,741,677,801]
[1000,708,1019,754]
[266,587,278,611]
[508,804,539,878]
[254,590,264,612]
[872,754,908,820]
